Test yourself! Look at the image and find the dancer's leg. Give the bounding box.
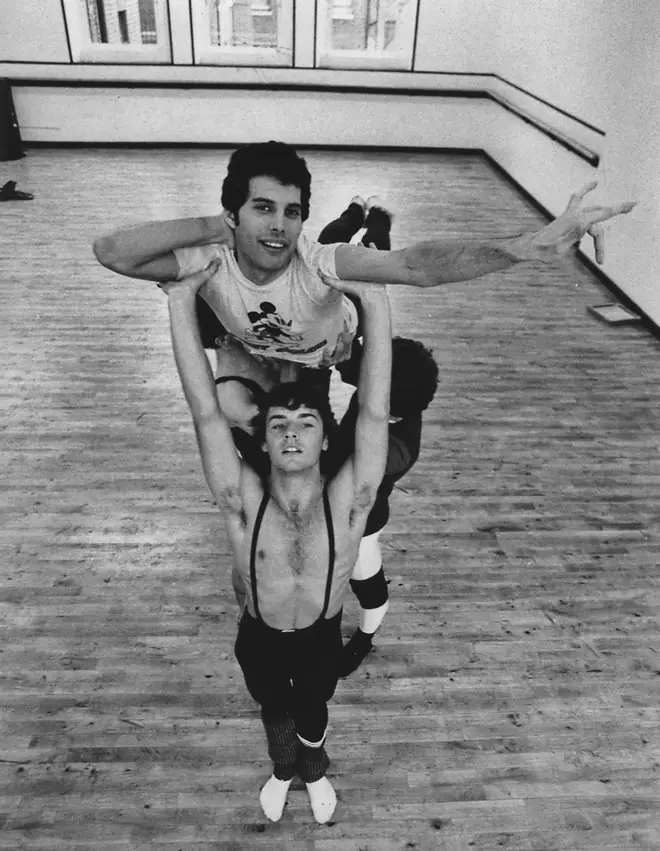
[361,198,392,250]
[234,615,297,822]
[351,532,390,634]
[317,197,366,245]
[290,614,343,823]
[338,533,390,678]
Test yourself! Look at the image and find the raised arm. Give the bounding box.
[161,265,243,508]
[93,213,233,282]
[333,182,636,288]
[329,282,392,508]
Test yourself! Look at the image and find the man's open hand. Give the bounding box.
[530,181,636,265]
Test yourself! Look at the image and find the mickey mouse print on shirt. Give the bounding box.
[243,301,327,357]
[244,301,303,348]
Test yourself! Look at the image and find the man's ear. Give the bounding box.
[224,209,236,229]
[322,435,329,452]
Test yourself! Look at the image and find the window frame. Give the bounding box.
[190,0,294,67]
[61,0,172,64]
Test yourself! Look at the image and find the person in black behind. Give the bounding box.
[331,335,439,676]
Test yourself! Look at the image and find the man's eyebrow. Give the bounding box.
[267,410,319,421]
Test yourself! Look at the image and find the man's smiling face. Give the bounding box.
[231,175,303,285]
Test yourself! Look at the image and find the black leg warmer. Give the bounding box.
[297,742,330,784]
[261,712,299,781]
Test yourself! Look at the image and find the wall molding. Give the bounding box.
[492,75,605,136]
[0,63,605,135]
[8,75,599,165]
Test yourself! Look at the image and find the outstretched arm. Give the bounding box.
[93,213,233,282]
[333,182,637,288]
[161,264,242,506]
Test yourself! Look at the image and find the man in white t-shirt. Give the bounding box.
[93,140,635,425]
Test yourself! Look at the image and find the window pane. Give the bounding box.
[84,0,159,45]
[328,0,414,54]
[210,0,280,49]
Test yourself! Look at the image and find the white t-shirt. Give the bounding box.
[174,233,358,367]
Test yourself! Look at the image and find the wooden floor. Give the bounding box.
[2,148,660,850]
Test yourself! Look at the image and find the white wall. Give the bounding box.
[474,0,658,323]
[12,85,497,149]
[414,0,499,73]
[0,0,70,63]
[590,1,660,325]
[484,0,615,132]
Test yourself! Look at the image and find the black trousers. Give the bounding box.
[234,608,343,744]
[317,201,391,250]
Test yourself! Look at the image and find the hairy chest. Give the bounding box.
[255,502,330,577]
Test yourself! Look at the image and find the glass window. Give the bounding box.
[316,0,419,70]
[63,0,171,62]
[191,0,294,66]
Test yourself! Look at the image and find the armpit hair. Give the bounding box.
[350,483,377,526]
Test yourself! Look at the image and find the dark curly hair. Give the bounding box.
[251,380,337,457]
[221,141,312,222]
[390,337,439,417]
[337,336,439,417]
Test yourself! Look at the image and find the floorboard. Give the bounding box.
[2,147,660,849]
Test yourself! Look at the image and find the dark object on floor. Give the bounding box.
[0,180,33,201]
[0,79,24,161]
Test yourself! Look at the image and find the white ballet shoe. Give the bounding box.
[305,776,337,824]
[260,774,292,822]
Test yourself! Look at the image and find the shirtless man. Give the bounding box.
[161,261,392,825]
[225,334,439,678]
[93,140,636,428]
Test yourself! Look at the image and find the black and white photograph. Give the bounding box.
[1,0,659,847]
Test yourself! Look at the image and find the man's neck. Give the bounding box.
[234,249,285,287]
[269,468,324,517]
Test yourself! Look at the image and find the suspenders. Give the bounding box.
[249,486,336,627]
